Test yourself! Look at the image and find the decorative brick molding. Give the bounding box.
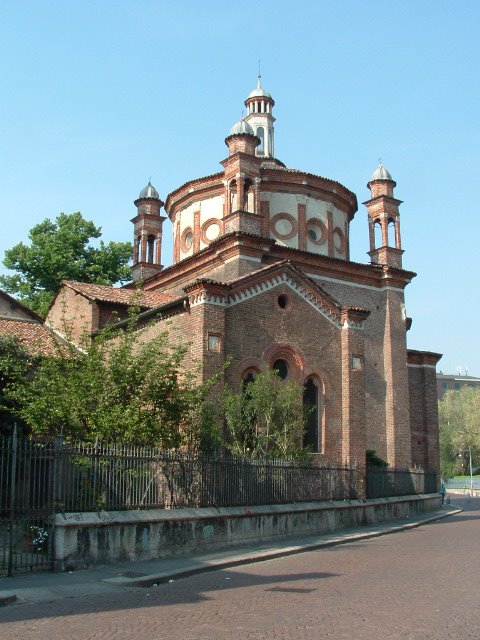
[180,226,194,254]
[270,212,298,241]
[200,218,223,245]
[234,357,265,382]
[307,218,328,246]
[262,342,306,383]
[333,226,346,255]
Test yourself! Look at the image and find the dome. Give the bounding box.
[247,76,272,100]
[229,119,255,136]
[138,181,160,200]
[370,164,393,181]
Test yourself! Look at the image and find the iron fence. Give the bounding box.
[52,442,359,511]
[0,434,56,575]
[0,432,438,575]
[366,466,437,499]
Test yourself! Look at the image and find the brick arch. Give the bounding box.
[262,342,306,383]
[233,358,265,384]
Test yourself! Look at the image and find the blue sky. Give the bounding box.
[0,1,478,375]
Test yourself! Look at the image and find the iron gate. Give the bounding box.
[0,428,56,576]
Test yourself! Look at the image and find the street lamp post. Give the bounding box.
[458,447,474,497]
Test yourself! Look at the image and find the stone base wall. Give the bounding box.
[53,495,440,571]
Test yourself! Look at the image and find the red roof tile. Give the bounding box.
[63,281,176,307]
[0,319,60,356]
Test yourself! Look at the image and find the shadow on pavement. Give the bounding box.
[1,569,339,624]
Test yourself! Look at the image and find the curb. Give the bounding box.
[0,592,18,607]
[103,507,463,588]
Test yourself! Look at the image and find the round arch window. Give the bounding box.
[272,359,289,380]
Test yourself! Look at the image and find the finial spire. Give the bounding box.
[258,58,261,77]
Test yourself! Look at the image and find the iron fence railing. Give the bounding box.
[52,443,359,511]
[0,434,56,574]
[0,432,438,575]
[366,466,437,499]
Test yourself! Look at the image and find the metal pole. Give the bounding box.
[7,423,18,577]
[469,446,473,496]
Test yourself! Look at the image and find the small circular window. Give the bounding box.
[277,294,289,310]
[273,359,289,380]
[308,227,319,242]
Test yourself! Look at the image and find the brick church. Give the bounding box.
[46,77,441,475]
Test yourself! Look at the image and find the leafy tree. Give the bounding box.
[0,212,132,316]
[0,336,37,437]
[439,387,480,478]
[2,310,222,450]
[223,369,307,459]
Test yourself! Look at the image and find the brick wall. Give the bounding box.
[46,287,95,347]
[319,279,410,467]
[223,284,346,465]
[408,351,442,480]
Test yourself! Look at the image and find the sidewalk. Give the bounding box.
[0,504,462,607]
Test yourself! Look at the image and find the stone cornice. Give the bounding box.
[407,350,443,367]
[131,230,416,294]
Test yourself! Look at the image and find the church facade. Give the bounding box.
[46,78,441,476]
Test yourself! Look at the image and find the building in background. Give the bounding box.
[0,289,58,356]
[437,372,480,400]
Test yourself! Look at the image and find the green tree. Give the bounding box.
[2,310,222,450]
[0,336,38,437]
[439,387,480,478]
[0,212,132,316]
[223,369,306,459]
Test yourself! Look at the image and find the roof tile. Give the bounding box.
[63,281,176,307]
[0,319,60,356]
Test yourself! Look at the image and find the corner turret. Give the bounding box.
[131,181,166,282]
[364,164,403,268]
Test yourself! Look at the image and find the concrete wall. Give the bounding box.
[53,494,440,571]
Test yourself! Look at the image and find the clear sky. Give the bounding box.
[0,1,478,375]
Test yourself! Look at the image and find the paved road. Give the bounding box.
[1,497,478,640]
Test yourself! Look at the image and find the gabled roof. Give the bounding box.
[0,318,60,356]
[185,260,370,329]
[0,289,42,321]
[62,281,177,308]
